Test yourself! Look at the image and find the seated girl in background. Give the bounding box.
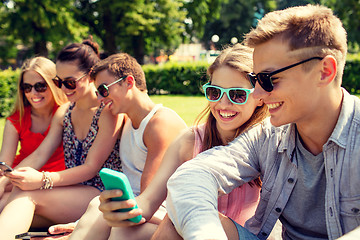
[0,38,123,240]
[74,43,268,240]
[0,56,67,210]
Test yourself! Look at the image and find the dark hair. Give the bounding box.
[90,53,147,91]
[56,38,101,73]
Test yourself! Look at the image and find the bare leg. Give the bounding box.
[0,191,10,212]
[219,213,239,240]
[151,213,239,240]
[0,185,99,240]
[109,222,158,240]
[69,196,111,240]
[151,214,181,240]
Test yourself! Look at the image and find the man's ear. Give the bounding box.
[125,75,135,89]
[318,55,337,87]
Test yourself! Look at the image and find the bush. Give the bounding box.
[144,61,209,95]
[342,60,360,94]
[0,68,19,117]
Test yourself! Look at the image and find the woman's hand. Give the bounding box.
[7,167,43,190]
[98,189,146,227]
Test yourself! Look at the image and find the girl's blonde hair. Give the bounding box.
[11,56,68,121]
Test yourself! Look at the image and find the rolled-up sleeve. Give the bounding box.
[166,120,272,239]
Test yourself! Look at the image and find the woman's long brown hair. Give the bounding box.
[194,44,269,188]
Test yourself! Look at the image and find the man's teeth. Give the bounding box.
[267,102,282,109]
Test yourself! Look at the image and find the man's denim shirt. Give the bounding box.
[167,89,360,240]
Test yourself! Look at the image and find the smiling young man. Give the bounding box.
[50,52,188,240]
[165,5,360,240]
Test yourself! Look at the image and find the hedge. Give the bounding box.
[143,61,209,95]
[0,68,20,117]
[1,60,360,117]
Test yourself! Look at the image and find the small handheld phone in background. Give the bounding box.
[99,168,142,223]
[0,162,13,173]
[15,232,65,239]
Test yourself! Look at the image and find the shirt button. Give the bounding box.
[351,208,360,214]
[261,232,268,236]
[287,178,294,183]
[275,207,282,213]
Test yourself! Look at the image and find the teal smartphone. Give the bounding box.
[99,168,142,223]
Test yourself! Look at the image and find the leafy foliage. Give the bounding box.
[0,0,89,60]
[74,0,186,64]
[0,67,19,117]
[144,61,209,95]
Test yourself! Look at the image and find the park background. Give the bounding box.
[1,0,360,147]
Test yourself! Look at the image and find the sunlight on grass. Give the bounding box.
[150,95,208,126]
[0,96,209,150]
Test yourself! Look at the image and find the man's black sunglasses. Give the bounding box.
[247,57,323,92]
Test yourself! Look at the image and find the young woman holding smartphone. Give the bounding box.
[0,57,67,210]
[0,39,123,240]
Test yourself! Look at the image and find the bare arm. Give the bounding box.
[14,104,68,170]
[137,128,194,219]
[98,110,187,226]
[0,120,19,194]
[0,120,19,167]
[9,107,123,190]
[49,110,123,187]
[140,109,187,193]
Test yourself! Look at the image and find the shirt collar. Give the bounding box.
[278,123,297,162]
[278,88,356,157]
[327,88,356,148]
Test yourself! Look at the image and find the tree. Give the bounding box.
[322,0,360,51]
[201,0,273,49]
[182,0,225,41]
[0,0,89,63]
[75,0,186,64]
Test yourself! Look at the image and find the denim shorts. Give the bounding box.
[229,218,260,240]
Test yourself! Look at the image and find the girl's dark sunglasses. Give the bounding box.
[52,73,87,90]
[21,82,48,93]
[247,57,323,92]
[202,83,254,105]
[96,76,127,98]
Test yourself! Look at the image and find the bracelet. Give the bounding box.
[40,171,53,190]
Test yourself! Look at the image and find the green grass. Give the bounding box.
[150,95,208,126]
[0,95,208,150]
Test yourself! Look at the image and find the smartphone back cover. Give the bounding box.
[99,168,142,223]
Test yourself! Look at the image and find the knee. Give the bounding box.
[151,214,182,240]
[85,195,101,214]
[10,187,34,199]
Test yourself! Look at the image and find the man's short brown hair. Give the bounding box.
[244,4,347,83]
[90,53,147,91]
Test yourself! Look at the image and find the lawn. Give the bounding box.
[0,95,208,150]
